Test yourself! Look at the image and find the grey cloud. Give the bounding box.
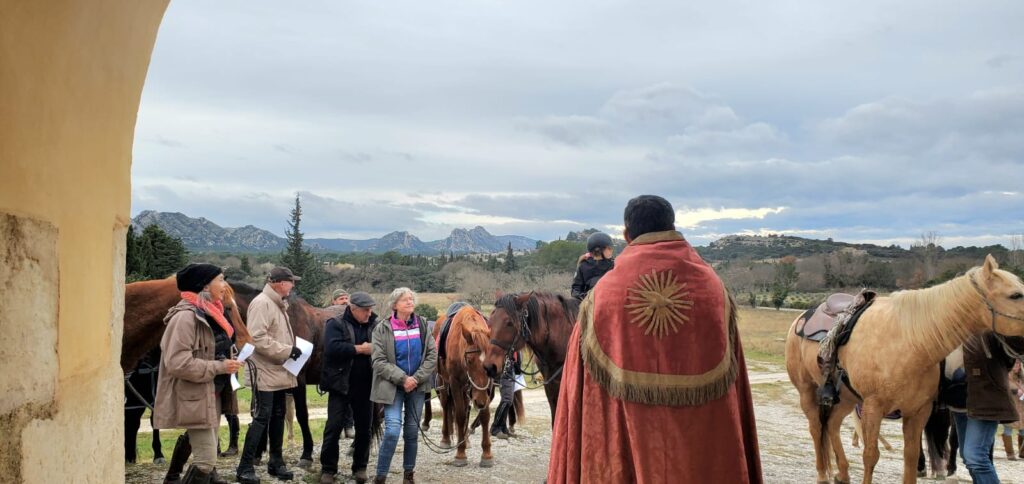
[516,115,610,147]
[987,54,1019,68]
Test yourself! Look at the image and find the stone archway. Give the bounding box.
[0,1,169,481]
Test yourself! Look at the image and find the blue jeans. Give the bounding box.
[1002,424,1024,436]
[376,389,425,477]
[953,412,1000,484]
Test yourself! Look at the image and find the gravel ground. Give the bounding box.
[126,370,1024,483]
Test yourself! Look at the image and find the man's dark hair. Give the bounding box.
[624,195,675,239]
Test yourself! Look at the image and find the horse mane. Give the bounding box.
[890,269,985,361]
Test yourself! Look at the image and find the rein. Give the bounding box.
[123,359,159,410]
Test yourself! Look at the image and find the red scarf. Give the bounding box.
[180,292,234,338]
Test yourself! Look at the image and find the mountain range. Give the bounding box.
[131,210,538,254]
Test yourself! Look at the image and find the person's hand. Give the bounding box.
[356,342,372,355]
[403,376,418,393]
[224,359,243,373]
[290,346,302,360]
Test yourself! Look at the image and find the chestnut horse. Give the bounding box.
[433,306,496,467]
[786,255,1024,484]
[121,276,252,462]
[483,292,579,422]
[227,280,343,467]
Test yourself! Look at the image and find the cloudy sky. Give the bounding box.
[132,0,1024,247]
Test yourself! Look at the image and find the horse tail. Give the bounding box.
[513,388,526,424]
[371,402,385,446]
[924,403,951,475]
[818,403,834,476]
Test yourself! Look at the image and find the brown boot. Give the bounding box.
[1004,434,1018,461]
[353,470,368,484]
[403,470,415,484]
[373,477,387,484]
[318,472,336,484]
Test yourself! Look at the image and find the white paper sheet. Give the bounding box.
[283,337,313,376]
[230,373,244,391]
[514,373,526,390]
[236,343,255,362]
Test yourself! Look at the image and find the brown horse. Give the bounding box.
[786,255,1024,484]
[483,292,579,421]
[121,276,252,463]
[227,280,343,467]
[433,306,496,467]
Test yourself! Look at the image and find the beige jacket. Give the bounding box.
[246,284,297,392]
[153,301,229,429]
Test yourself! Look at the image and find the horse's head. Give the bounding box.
[221,284,253,347]
[484,293,531,379]
[975,254,1024,337]
[456,307,494,409]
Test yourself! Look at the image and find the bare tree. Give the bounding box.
[1010,234,1024,270]
[911,231,942,281]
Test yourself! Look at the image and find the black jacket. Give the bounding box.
[321,307,378,395]
[571,256,614,300]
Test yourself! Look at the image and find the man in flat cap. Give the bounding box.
[319,292,379,484]
[237,267,304,483]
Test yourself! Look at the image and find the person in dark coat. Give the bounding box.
[318,292,379,484]
[570,232,615,301]
[957,331,1024,483]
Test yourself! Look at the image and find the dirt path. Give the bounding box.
[126,370,1024,483]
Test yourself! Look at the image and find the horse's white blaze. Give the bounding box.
[479,353,485,363]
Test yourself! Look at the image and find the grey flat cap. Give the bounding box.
[349,292,376,308]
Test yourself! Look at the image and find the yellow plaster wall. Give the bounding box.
[0,0,168,481]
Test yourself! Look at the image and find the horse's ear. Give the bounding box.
[514,293,531,306]
[983,254,1000,276]
[494,290,504,300]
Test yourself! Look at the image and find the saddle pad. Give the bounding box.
[437,315,454,363]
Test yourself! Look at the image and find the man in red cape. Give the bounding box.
[548,195,762,484]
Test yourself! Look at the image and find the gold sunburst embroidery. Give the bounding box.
[625,269,694,338]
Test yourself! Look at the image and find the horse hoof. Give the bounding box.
[440,440,451,449]
[833,478,850,484]
[153,457,166,465]
[298,459,313,469]
[479,458,494,468]
[453,458,468,467]
[421,424,430,432]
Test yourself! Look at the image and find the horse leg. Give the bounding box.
[152,424,164,463]
[422,391,432,431]
[858,404,884,484]
[827,401,855,484]
[291,385,314,468]
[797,387,830,483]
[852,413,861,448]
[453,398,469,466]
[479,404,493,468]
[440,390,452,448]
[124,407,143,464]
[901,408,929,484]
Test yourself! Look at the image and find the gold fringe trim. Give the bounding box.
[628,230,684,246]
[581,284,739,407]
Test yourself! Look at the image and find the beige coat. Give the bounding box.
[246,284,297,392]
[153,301,229,430]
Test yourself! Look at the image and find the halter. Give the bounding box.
[969,272,1024,329]
[969,272,1024,360]
[462,346,495,391]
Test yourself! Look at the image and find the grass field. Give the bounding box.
[735,306,797,367]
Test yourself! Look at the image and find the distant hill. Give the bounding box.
[696,234,911,261]
[131,210,538,254]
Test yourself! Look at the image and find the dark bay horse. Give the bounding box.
[228,280,343,467]
[483,292,579,421]
[433,306,496,467]
[121,276,251,463]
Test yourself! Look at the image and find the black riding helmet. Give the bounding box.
[586,232,613,253]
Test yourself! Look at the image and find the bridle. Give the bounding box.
[489,294,565,386]
[462,347,494,392]
[969,272,1024,360]
[969,272,1024,330]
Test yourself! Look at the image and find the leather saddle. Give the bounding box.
[795,293,856,342]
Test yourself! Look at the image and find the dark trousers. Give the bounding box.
[321,385,373,474]
[342,399,354,429]
[238,389,287,472]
